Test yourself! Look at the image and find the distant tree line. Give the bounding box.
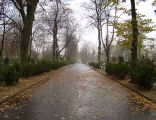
[0,0,79,64]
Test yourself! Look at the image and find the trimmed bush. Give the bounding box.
[89,62,101,69]
[105,60,156,90]
[21,60,69,78]
[0,60,69,85]
[105,63,129,79]
[130,64,156,90]
[0,64,20,85]
[21,64,36,78]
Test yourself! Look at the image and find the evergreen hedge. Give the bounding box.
[0,60,69,86]
[105,61,156,90]
[89,62,101,69]
[105,63,129,79]
[130,64,156,90]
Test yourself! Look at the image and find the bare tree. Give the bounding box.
[84,0,107,64]
[43,0,72,61]
[84,0,119,64]
[102,2,118,63]
[10,0,39,63]
[63,21,79,62]
[0,1,21,60]
[0,1,7,59]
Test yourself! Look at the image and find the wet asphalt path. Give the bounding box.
[0,63,156,120]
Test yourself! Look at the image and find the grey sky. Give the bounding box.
[64,0,156,47]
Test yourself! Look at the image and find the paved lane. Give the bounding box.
[0,63,156,120]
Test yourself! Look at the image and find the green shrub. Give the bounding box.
[0,67,4,83]
[89,62,101,69]
[4,57,10,65]
[21,64,36,78]
[21,62,49,78]
[105,63,129,79]
[21,60,68,78]
[105,63,113,74]
[130,64,156,90]
[0,64,20,85]
[0,60,69,85]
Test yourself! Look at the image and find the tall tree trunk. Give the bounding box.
[20,18,33,63]
[97,26,101,64]
[10,0,38,64]
[52,21,57,62]
[95,0,101,64]
[28,33,33,60]
[52,0,59,62]
[52,41,56,61]
[130,0,139,66]
[0,21,6,60]
[105,16,109,64]
[52,25,59,62]
[106,48,110,64]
